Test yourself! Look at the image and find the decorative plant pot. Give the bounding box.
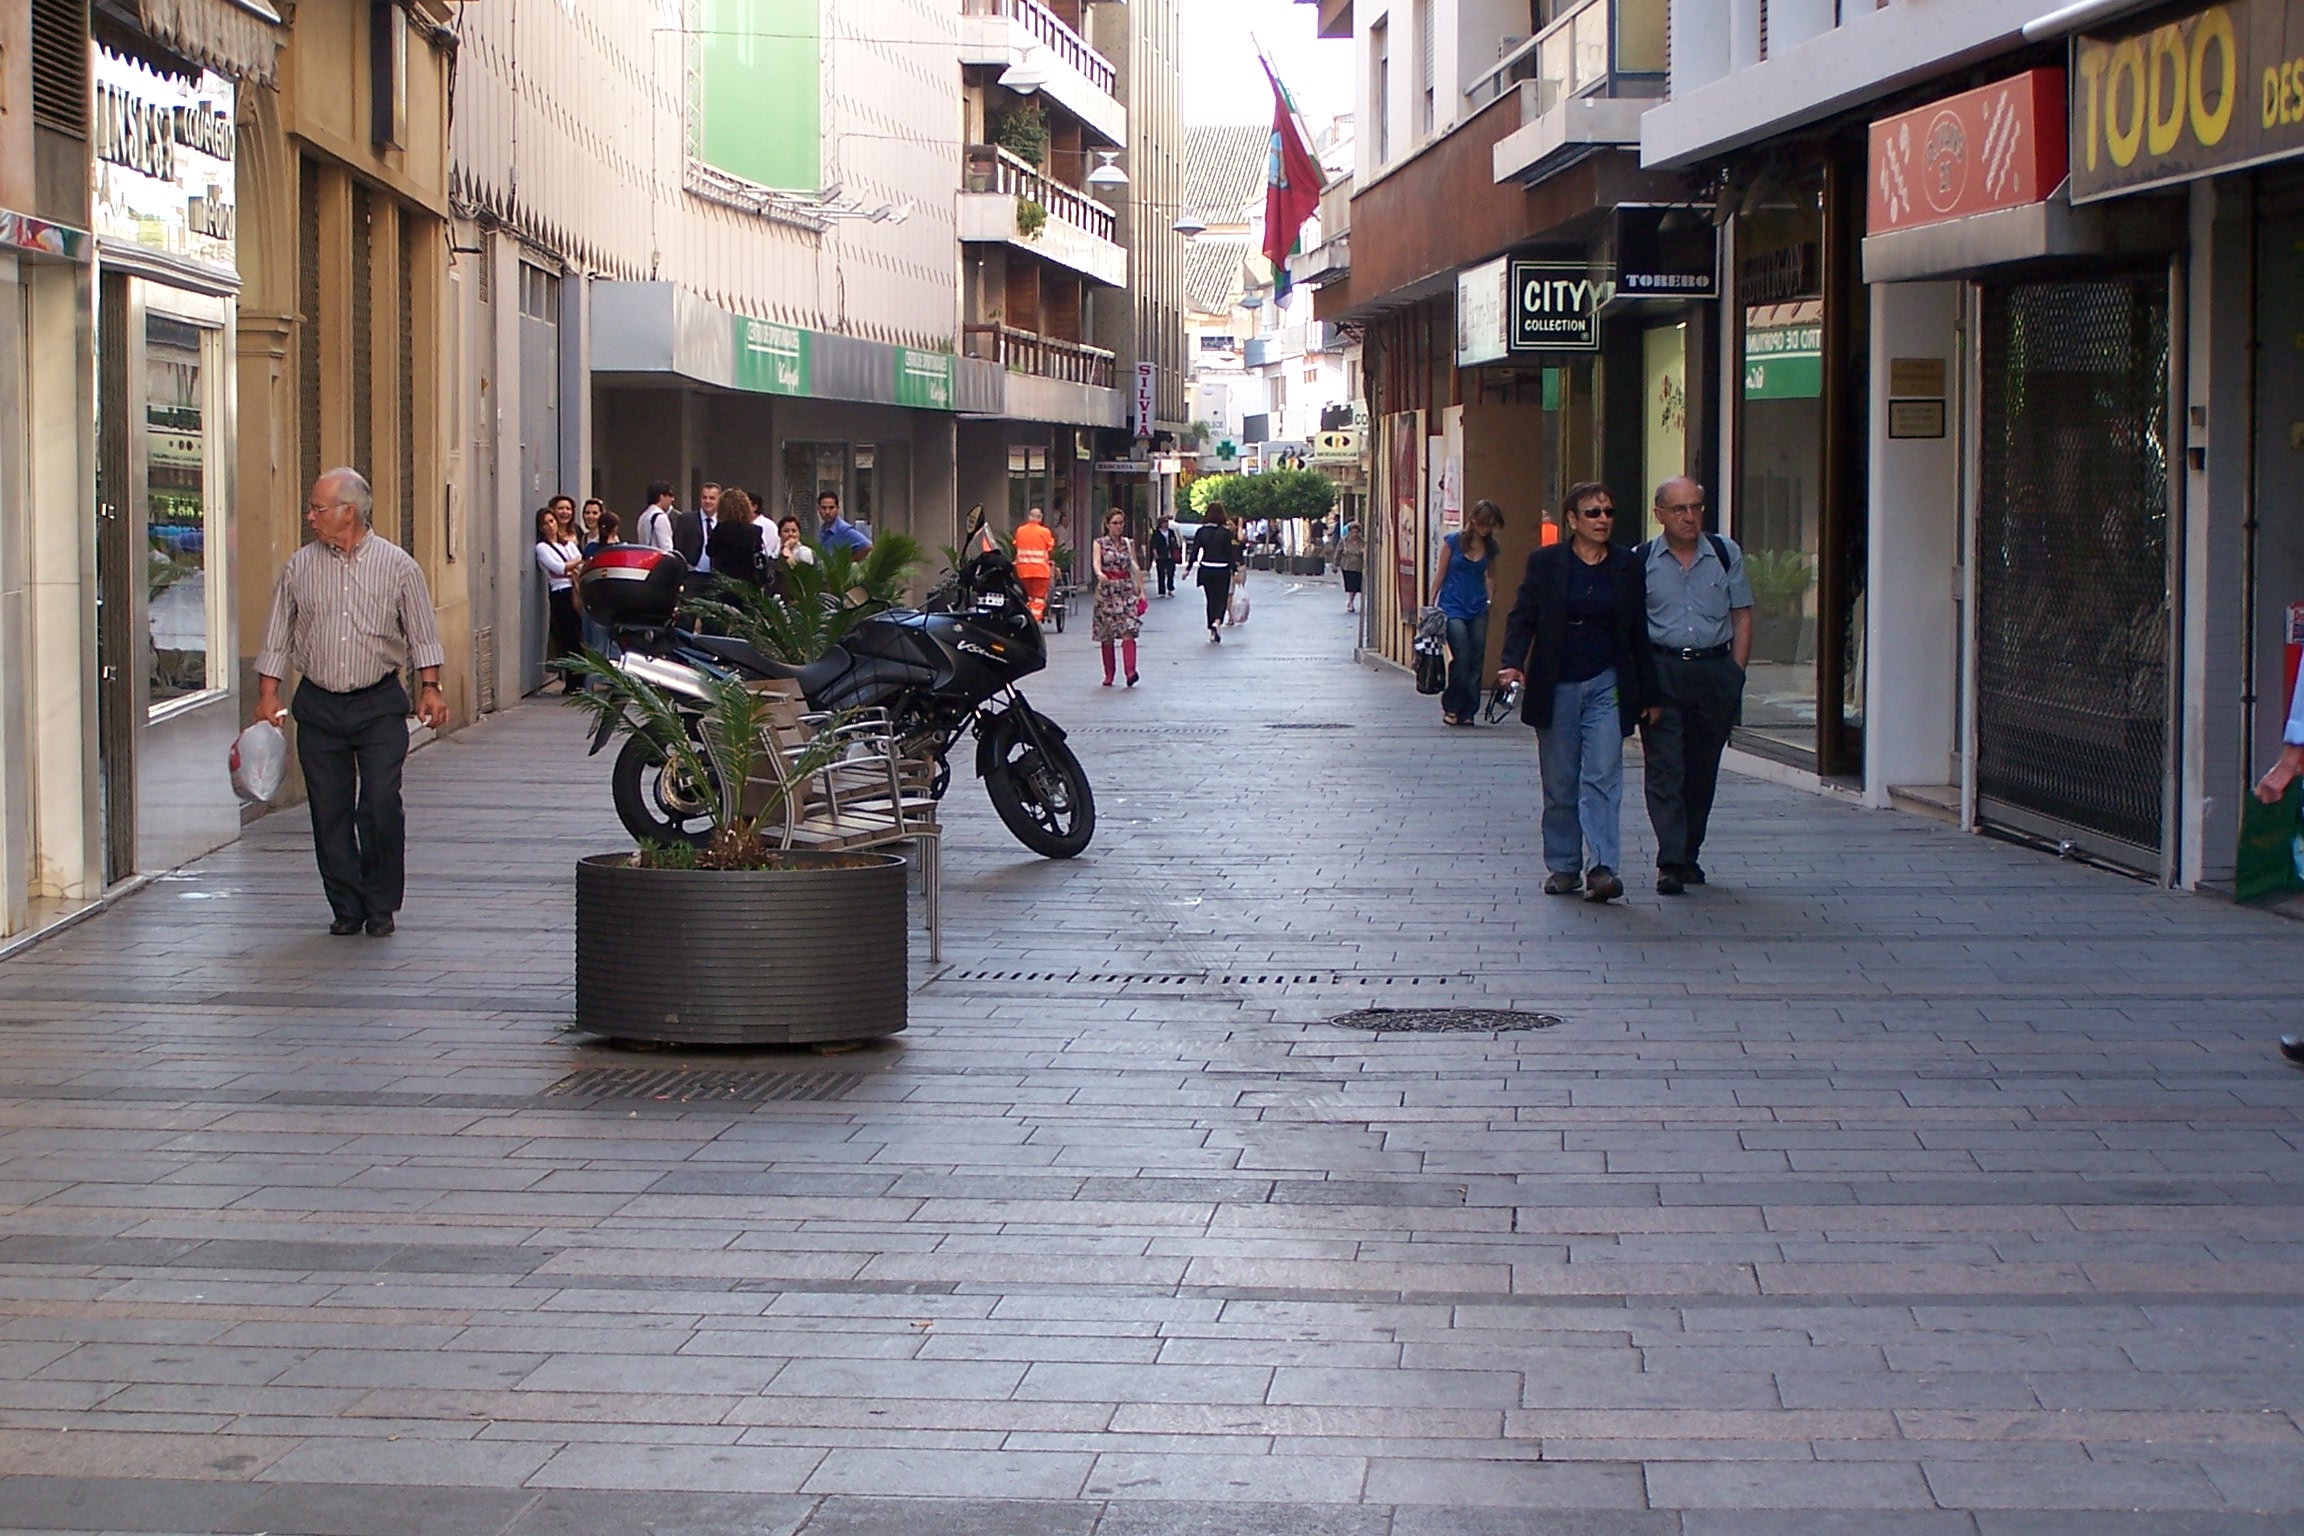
[573,851,907,1045]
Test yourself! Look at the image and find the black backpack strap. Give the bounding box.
[1708,533,1733,568]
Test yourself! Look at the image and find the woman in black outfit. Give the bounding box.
[1495,481,1657,905]
[704,487,773,590]
[1185,503,1241,643]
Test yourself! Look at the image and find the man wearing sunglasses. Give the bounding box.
[1639,477,1752,895]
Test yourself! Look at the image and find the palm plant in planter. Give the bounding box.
[562,651,909,1046]
[684,534,926,665]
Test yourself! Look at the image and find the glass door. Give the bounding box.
[144,311,226,712]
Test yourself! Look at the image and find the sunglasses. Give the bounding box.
[1572,505,1616,519]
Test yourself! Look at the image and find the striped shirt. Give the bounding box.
[255,532,446,692]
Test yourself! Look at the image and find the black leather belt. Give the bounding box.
[1653,643,1732,660]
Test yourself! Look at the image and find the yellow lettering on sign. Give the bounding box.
[2276,61,2293,128]
[2108,36,2149,166]
[2080,43,2108,171]
[2191,5,2237,143]
[2149,25,2188,154]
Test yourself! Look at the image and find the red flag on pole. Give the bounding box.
[1261,56,1323,302]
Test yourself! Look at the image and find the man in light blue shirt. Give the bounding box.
[1640,476,1752,895]
[816,490,873,554]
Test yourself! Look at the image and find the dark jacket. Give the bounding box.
[705,518,771,589]
[671,509,710,566]
[1497,541,1657,736]
[1149,526,1181,564]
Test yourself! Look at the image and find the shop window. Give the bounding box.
[146,313,222,710]
[855,442,907,537]
[1008,445,1049,528]
[784,440,849,526]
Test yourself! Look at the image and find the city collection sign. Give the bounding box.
[2070,0,2304,203]
[1509,260,1614,353]
[89,47,236,280]
[1869,69,2068,234]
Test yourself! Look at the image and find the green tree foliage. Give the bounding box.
[1188,468,1338,523]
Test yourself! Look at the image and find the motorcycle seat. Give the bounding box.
[687,633,801,679]
[797,649,853,699]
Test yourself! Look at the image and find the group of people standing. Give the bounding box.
[531,481,874,686]
[1435,476,1752,904]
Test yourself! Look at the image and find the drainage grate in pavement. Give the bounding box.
[1266,722,1354,730]
[942,970,1477,989]
[1068,726,1226,736]
[1327,1007,1562,1032]
[542,1067,866,1103]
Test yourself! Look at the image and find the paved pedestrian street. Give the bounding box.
[4,576,2304,1536]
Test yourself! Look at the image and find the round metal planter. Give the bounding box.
[573,851,908,1045]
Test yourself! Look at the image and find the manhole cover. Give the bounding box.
[1326,1007,1562,1032]
[541,1067,865,1103]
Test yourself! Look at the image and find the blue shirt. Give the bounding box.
[820,516,872,553]
[1644,533,1753,650]
[1436,532,1494,620]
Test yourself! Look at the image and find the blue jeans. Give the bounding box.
[1536,668,1623,874]
[1442,613,1488,719]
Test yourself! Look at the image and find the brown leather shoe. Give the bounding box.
[1583,867,1623,903]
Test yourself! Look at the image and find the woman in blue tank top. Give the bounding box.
[1429,500,1503,725]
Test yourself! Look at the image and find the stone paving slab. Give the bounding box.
[2,577,2303,1529]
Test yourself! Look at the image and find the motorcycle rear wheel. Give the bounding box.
[612,732,715,849]
[983,720,1094,858]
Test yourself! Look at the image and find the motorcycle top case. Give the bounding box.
[578,546,689,623]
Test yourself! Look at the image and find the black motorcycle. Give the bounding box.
[577,516,1095,859]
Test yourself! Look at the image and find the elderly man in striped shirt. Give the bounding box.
[253,468,448,937]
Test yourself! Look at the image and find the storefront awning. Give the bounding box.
[136,0,282,87]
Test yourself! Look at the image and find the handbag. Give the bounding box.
[1415,649,1447,695]
[1136,595,1149,616]
[2236,781,2304,903]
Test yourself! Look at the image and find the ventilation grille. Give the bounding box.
[31,0,89,135]
[941,970,1477,990]
[543,1067,865,1104]
[473,626,496,713]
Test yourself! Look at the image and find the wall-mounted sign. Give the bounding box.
[1509,260,1614,353]
[733,318,810,395]
[0,211,90,263]
[894,347,953,410]
[1094,460,1151,474]
[1311,427,1362,461]
[1870,68,2067,234]
[90,47,235,280]
[1456,255,1510,365]
[1887,355,1948,439]
[2070,0,2304,204]
[1133,359,1156,435]
[1743,301,1823,400]
[1888,400,1948,438]
[1614,207,1718,297]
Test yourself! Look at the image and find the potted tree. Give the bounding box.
[564,658,909,1047]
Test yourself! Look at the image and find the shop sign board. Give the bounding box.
[1133,360,1156,435]
[1869,68,2068,234]
[1311,427,1361,461]
[90,48,235,280]
[0,211,90,263]
[1094,460,1151,474]
[1614,207,1719,297]
[894,347,953,409]
[733,318,811,395]
[1456,256,1510,365]
[1509,260,1614,353]
[2069,0,2304,203]
[1743,302,1824,400]
[1388,412,1424,621]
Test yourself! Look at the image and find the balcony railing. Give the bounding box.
[1465,0,1667,112]
[963,323,1117,388]
[964,0,1117,98]
[965,144,1117,246]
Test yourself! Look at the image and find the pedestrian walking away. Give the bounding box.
[1092,508,1144,686]
[636,480,678,552]
[1430,500,1502,726]
[1639,476,1752,895]
[1339,522,1365,612]
[1148,513,1181,597]
[1186,503,1242,642]
[534,503,584,690]
[1013,505,1058,622]
[253,468,447,937]
[1497,481,1656,904]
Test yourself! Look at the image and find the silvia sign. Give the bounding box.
[1509,260,1613,353]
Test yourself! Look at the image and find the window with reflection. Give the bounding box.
[146,314,214,707]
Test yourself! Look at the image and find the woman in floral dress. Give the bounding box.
[1092,508,1145,687]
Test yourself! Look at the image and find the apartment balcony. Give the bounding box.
[959,0,1125,147]
[958,146,1128,288]
[1481,0,1667,187]
[1288,174,1352,292]
[963,323,1117,390]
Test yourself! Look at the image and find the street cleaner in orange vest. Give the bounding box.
[1013,505,1058,623]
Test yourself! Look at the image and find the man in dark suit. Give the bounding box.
[671,482,720,593]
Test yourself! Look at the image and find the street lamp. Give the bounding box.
[998,47,1053,93]
[1087,150,1129,189]
[1171,214,1207,238]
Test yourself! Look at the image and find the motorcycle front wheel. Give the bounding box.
[611,731,715,848]
[982,716,1095,858]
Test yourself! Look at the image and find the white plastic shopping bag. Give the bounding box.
[1228,587,1250,625]
[230,720,288,803]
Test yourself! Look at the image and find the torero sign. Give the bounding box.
[2069,0,2304,203]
